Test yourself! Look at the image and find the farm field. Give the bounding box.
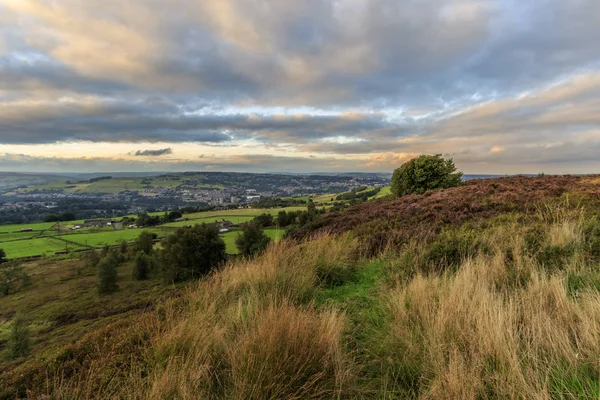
[0,222,56,233]
[0,231,43,242]
[0,207,302,259]
[58,228,172,248]
[0,237,84,258]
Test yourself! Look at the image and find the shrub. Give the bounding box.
[9,316,31,359]
[133,251,152,280]
[235,223,271,257]
[391,154,462,197]
[0,248,6,264]
[160,223,226,283]
[97,251,120,294]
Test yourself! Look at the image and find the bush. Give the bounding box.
[133,251,152,280]
[97,251,120,294]
[235,223,271,257]
[160,223,226,283]
[0,247,6,264]
[9,316,31,359]
[391,154,462,197]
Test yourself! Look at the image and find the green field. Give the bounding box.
[0,207,303,259]
[59,229,172,248]
[0,231,42,242]
[371,185,391,199]
[1,237,84,258]
[164,207,306,228]
[0,222,56,233]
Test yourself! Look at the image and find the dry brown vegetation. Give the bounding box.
[2,176,600,399]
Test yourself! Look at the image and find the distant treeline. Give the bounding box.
[335,187,380,202]
[253,197,307,208]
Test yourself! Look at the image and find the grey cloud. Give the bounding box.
[135,148,173,156]
[0,96,397,144]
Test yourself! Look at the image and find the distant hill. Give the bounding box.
[0,172,68,191]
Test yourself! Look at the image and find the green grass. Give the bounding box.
[59,229,170,248]
[0,222,56,233]
[0,231,42,242]
[165,215,256,228]
[370,185,391,199]
[1,237,84,258]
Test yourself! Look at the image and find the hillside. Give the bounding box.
[2,175,600,399]
[0,173,67,192]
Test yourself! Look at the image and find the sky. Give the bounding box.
[1,0,600,174]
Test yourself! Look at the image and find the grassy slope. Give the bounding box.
[3,175,600,398]
[0,256,178,373]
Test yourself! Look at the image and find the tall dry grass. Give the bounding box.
[382,205,600,399]
[29,234,358,399]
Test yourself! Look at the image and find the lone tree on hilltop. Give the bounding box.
[236,222,271,257]
[391,154,462,197]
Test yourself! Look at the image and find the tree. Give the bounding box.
[235,223,271,257]
[97,251,119,294]
[391,154,462,197]
[59,212,76,221]
[160,224,226,283]
[42,214,59,222]
[135,231,155,255]
[119,240,128,255]
[307,199,316,216]
[253,213,274,228]
[9,316,31,359]
[133,251,152,280]
[277,211,290,227]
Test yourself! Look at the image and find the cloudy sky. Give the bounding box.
[1,0,599,174]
